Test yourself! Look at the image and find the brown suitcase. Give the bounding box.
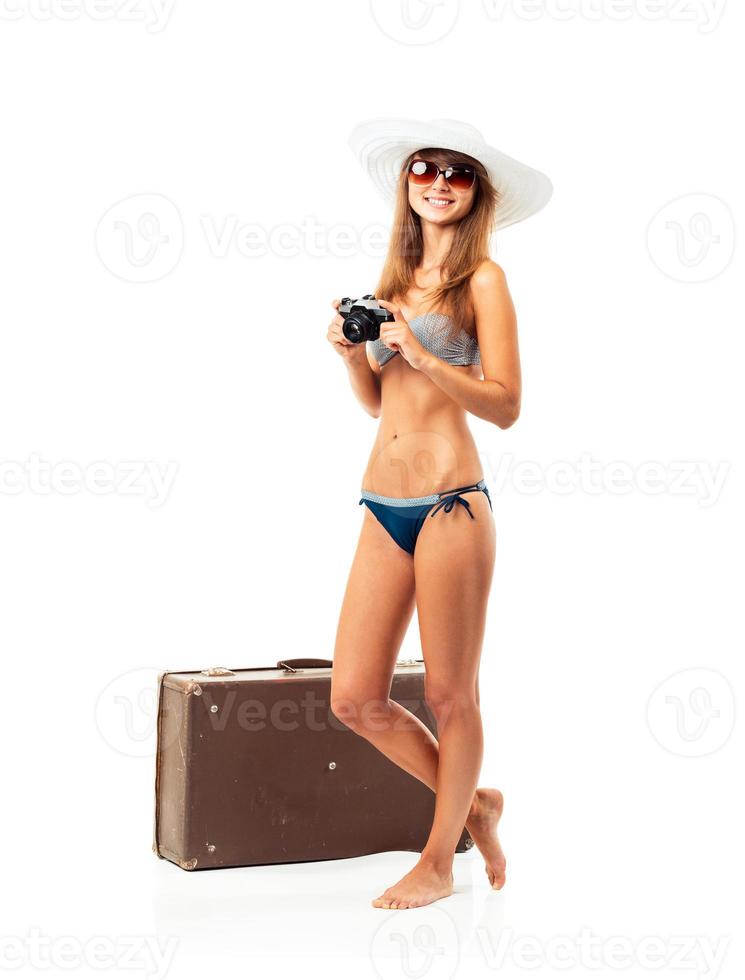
[153,657,473,870]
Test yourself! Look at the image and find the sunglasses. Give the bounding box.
[407,158,477,191]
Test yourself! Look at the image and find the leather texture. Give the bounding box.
[153,660,473,870]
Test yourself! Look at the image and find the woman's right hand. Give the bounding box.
[327,299,369,365]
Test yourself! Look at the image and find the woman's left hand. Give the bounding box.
[376,300,429,371]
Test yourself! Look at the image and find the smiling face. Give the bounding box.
[406,149,478,227]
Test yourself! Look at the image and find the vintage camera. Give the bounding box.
[338,295,394,344]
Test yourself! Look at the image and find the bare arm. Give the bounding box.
[345,348,381,418]
[327,299,381,418]
[416,261,521,429]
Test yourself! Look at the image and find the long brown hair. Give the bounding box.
[374,146,501,338]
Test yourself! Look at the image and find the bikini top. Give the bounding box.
[368,311,481,368]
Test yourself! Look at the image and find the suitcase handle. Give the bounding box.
[277,658,333,671]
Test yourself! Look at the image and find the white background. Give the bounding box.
[1,1,742,977]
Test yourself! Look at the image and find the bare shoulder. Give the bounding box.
[469,258,508,296]
[468,258,516,339]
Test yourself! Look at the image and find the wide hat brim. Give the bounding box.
[348,116,553,232]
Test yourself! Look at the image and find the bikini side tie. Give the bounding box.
[428,483,483,520]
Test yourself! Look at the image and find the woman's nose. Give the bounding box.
[431,174,451,191]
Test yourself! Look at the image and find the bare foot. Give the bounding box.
[371,858,454,910]
[466,788,506,889]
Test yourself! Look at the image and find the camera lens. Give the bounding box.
[342,310,380,344]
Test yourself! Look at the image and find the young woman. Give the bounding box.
[326,118,552,910]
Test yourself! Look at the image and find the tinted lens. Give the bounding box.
[408,160,439,185]
[444,167,476,190]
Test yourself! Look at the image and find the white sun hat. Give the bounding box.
[348,116,553,232]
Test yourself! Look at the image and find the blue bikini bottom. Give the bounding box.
[358,479,492,556]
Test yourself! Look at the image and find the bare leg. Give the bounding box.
[371,492,503,909]
[330,506,417,726]
[331,505,505,903]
